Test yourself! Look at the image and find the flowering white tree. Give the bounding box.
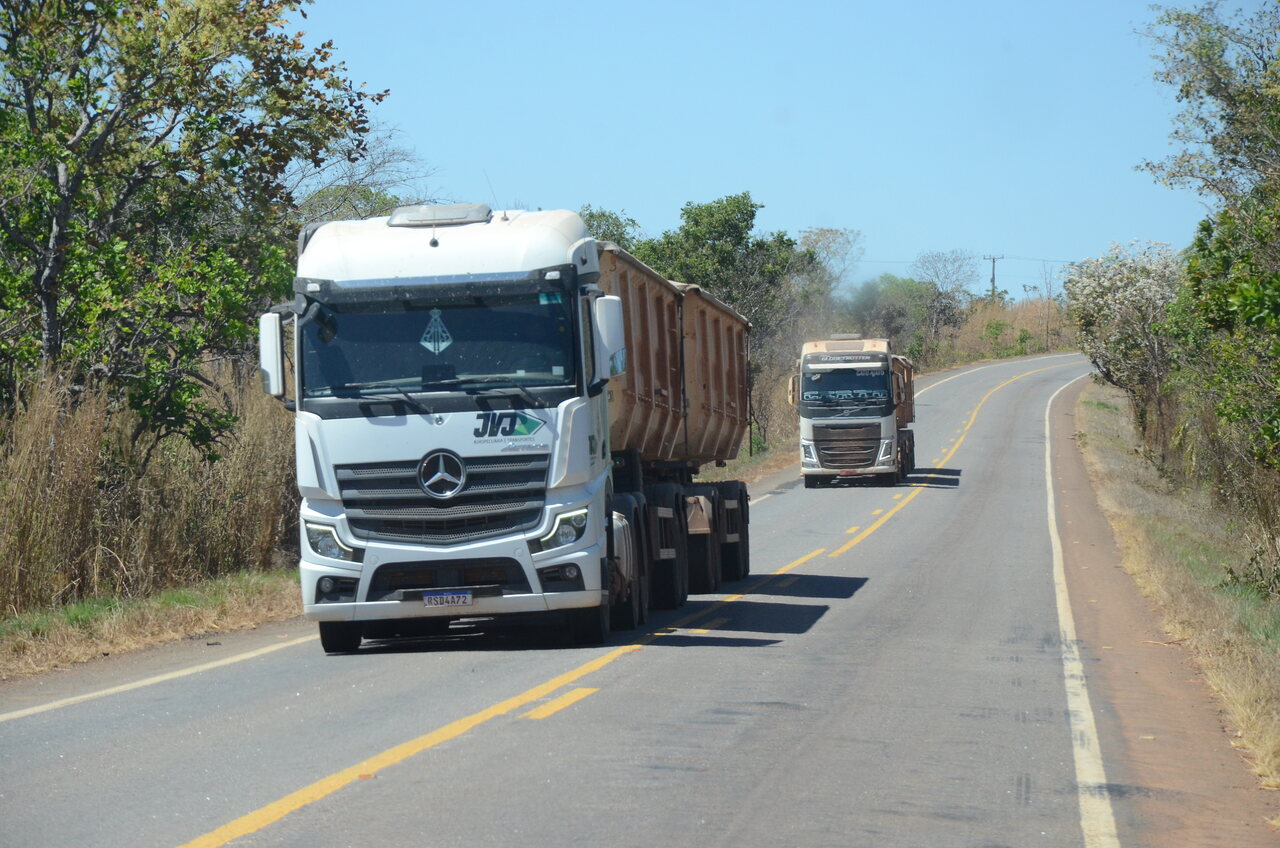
[1064,242,1185,443]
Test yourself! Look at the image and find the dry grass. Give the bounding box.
[0,369,296,613]
[0,566,300,680]
[1077,381,1280,797]
[0,367,300,680]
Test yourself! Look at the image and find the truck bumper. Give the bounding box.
[800,463,897,478]
[300,538,607,623]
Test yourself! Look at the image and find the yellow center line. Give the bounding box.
[179,645,638,847]
[522,688,599,720]
[827,361,1080,560]
[844,525,861,535]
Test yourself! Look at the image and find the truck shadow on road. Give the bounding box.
[646,573,869,646]
[738,573,868,600]
[354,575,868,654]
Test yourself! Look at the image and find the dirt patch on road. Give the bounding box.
[1054,379,1278,843]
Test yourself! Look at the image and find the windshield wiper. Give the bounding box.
[458,377,544,407]
[329,382,433,414]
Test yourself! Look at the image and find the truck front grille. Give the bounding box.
[813,425,881,469]
[336,454,549,544]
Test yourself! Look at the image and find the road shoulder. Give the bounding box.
[1051,378,1278,845]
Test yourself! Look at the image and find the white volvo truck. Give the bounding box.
[789,335,916,487]
[259,204,750,653]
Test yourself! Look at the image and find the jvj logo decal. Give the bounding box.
[474,411,545,439]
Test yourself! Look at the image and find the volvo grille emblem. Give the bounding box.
[417,450,466,499]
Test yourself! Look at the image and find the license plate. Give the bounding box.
[422,591,472,607]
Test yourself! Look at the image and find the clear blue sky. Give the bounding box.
[297,0,1228,293]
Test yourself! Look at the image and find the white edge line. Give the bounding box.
[0,635,318,724]
[1045,373,1122,847]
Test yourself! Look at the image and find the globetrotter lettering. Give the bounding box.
[474,411,545,439]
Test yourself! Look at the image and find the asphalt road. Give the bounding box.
[1,353,1175,848]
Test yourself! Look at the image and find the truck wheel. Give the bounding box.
[646,483,688,609]
[717,480,750,581]
[569,601,610,646]
[610,495,642,632]
[803,475,819,489]
[319,621,362,654]
[686,485,722,594]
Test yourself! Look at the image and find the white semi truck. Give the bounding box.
[788,335,916,487]
[259,204,751,653]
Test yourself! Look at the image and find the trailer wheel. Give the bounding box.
[717,480,750,581]
[686,484,722,594]
[318,621,362,654]
[646,483,688,609]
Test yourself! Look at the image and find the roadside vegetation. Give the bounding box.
[1059,4,1280,801]
[1076,383,1280,793]
[1063,3,1280,624]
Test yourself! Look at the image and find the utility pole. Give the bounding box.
[983,254,1004,302]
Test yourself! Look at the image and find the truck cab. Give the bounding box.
[258,204,628,651]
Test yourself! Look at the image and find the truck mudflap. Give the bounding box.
[685,494,713,535]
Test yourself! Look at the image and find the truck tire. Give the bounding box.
[609,494,642,631]
[716,480,750,581]
[569,600,610,645]
[686,484,722,594]
[319,621,362,654]
[646,483,688,610]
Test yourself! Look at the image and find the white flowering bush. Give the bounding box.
[1064,242,1185,397]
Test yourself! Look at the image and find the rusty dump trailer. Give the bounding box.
[597,244,752,607]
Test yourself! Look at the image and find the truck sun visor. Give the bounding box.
[388,203,493,227]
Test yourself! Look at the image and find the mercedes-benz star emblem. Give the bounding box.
[417,450,466,499]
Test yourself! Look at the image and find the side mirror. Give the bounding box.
[787,374,800,407]
[258,313,285,397]
[594,295,626,378]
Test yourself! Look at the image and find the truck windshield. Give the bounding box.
[300,293,577,399]
[800,369,892,419]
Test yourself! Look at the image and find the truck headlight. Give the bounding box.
[529,508,589,554]
[800,441,816,461]
[877,439,895,464]
[304,522,363,562]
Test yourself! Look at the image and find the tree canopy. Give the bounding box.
[0,0,385,453]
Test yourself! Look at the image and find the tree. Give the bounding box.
[1144,2,1280,208]
[910,249,976,354]
[293,127,437,225]
[0,0,385,452]
[633,192,814,340]
[579,204,644,252]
